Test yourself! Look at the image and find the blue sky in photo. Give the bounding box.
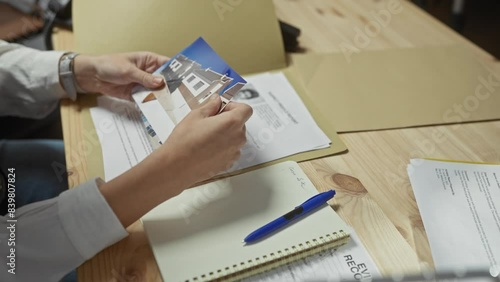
[155,37,246,94]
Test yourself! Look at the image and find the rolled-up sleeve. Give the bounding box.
[0,179,128,282]
[0,40,74,119]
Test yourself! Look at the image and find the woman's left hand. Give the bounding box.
[73,52,169,100]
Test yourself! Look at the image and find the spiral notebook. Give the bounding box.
[142,161,350,281]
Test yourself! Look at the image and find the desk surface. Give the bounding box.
[54,0,500,281]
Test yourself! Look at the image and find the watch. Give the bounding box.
[59,52,83,99]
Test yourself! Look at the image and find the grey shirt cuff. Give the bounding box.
[58,178,128,260]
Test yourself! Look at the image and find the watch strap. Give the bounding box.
[59,52,83,99]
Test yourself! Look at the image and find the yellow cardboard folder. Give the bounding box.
[73,0,286,75]
[291,45,500,132]
[72,0,348,179]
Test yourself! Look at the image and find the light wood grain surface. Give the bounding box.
[54,0,500,280]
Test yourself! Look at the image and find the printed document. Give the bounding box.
[407,159,500,274]
[89,97,153,180]
[90,72,331,179]
[229,72,330,172]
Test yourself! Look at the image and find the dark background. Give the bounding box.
[414,0,500,58]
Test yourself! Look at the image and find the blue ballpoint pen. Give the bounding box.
[243,190,336,244]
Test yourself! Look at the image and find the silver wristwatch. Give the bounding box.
[59,52,83,99]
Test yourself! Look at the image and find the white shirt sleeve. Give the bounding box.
[0,179,128,282]
[0,40,75,119]
[0,0,38,14]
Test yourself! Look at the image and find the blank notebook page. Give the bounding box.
[142,161,349,281]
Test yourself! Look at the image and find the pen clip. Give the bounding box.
[300,190,333,206]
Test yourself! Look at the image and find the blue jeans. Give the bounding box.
[0,139,76,282]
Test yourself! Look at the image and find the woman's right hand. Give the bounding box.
[160,94,253,187]
[99,94,253,227]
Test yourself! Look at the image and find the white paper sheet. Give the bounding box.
[229,72,331,172]
[89,96,152,181]
[243,229,380,282]
[407,159,500,275]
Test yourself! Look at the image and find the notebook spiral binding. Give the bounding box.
[186,230,350,282]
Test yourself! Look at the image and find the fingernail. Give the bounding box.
[210,93,219,100]
[153,76,163,85]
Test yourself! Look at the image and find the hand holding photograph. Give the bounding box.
[132,37,246,144]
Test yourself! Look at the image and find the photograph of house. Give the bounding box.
[166,57,233,109]
[139,37,246,123]
[132,37,246,143]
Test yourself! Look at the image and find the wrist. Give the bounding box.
[156,144,215,187]
[73,54,98,94]
[145,148,194,192]
[99,149,188,227]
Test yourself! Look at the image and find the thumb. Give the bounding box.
[198,94,222,117]
[130,68,164,89]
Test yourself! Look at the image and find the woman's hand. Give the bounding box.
[161,95,253,186]
[73,52,169,100]
[99,95,253,227]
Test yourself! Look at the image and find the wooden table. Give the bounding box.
[54,0,500,280]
